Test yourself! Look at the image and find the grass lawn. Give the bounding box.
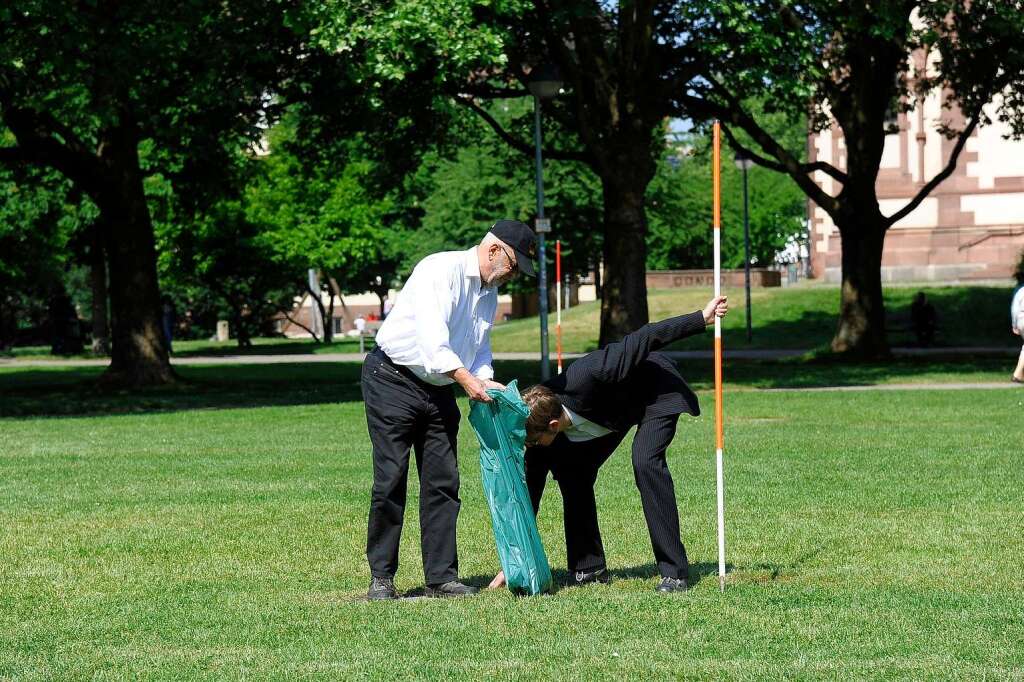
[1,363,1022,678]
[490,283,1022,353]
[4,283,1019,362]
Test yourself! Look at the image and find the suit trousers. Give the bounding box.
[526,414,690,579]
[362,349,462,585]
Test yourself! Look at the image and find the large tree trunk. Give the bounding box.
[97,124,175,386]
[89,218,110,355]
[831,215,889,357]
[598,176,650,346]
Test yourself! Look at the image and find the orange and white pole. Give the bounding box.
[556,239,563,374]
[713,121,726,592]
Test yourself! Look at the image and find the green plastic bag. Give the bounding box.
[468,380,553,596]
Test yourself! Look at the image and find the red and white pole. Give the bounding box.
[713,121,727,592]
[556,239,563,375]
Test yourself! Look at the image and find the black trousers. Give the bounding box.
[362,349,462,585]
[525,414,690,579]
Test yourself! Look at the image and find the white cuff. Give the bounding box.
[472,365,495,381]
[424,348,465,376]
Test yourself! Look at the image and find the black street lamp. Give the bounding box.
[527,63,562,380]
[734,149,754,342]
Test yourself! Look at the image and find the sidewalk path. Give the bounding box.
[2,346,1017,368]
[761,382,1021,392]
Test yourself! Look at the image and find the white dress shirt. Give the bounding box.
[562,405,614,443]
[375,247,497,386]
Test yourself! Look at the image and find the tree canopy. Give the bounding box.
[685,0,1024,355]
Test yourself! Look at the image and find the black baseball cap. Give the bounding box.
[490,219,538,277]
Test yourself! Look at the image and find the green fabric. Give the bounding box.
[468,380,553,596]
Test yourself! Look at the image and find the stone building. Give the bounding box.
[810,82,1024,283]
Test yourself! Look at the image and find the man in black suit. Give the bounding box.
[490,296,728,593]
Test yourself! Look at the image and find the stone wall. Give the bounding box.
[646,268,782,289]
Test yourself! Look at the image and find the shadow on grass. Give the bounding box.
[0,363,367,418]
[606,561,726,588]
[394,562,725,598]
[684,354,1011,390]
[0,355,1009,419]
[171,339,374,358]
[524,353,1008,391]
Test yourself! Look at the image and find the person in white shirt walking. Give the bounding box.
[1011,267,1024,383]
[363,220,537,600]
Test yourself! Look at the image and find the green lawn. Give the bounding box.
[4,283,1019,362]
[491,283,1021,353]
[1,364,1022,678]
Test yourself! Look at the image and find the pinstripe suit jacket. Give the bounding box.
[541,311,706,432]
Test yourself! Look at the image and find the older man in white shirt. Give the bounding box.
[363,219,537,600]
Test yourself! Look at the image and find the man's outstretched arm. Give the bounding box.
[589,296,728,383]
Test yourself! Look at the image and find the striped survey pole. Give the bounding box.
[713,121,727,592]
[556,239,563,375]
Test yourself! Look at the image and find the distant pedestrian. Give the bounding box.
[161,295,177,353]
[1011,272,1024,384]
[910,291,937,347]
[49,291,83,355]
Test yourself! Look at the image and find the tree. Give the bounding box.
[0,166,75,349]
[648,121,807,271]
[406,101,603,290]
[316,0,703,344]
[448,3,713,344]
[157,197,297,348]
[245,119,400,343]
[685,0,1024,356]
[0,1,306,384]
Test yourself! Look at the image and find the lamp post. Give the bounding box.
[528,63,562,380]
[734,149,754,342]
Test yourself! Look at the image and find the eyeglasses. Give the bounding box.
[498,245,518,275]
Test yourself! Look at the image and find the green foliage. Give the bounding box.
[156,198,296,345]
[309,0,516,83]
[406,102,602,288]
[245,118,400,298]
[0,0,309,185]
[649,124,807,271]
[0,167,95,347]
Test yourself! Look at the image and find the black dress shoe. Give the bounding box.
[573,567,611,586]
[425,580,479,598]
[655,576,690,593]
[368,576,399,600]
